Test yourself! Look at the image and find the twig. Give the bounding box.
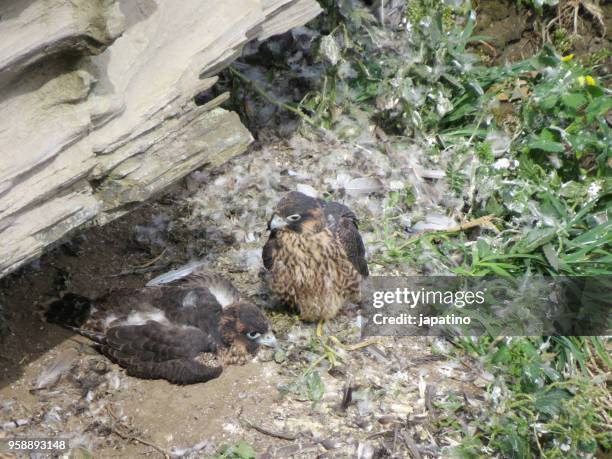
[476,40,497,56]
[366,429,394,440]
[108,249,169,277]
[329,335,381,351]
[396,214,499,250]
[133,248,167,269]
[107,406,171,458]
[392,426,399,454]
[240,417,298,441]
[108,263,170,278]
[444,214,499,233]
[111,427,171,459]
[424,384,436,414]
[400,430,423,459]
[340,378,353,411]
[353,142,380,156]
[408,355,448,366]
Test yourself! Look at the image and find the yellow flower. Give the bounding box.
[585,75,596,86]
[561,54,574,62]
[577,76,586,86]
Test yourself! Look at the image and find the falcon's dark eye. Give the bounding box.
[246,331,261,340]
[286,214,301,222]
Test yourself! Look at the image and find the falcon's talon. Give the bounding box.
[329,335,380,351]
[318,336,341,368]
[316,320,324,337]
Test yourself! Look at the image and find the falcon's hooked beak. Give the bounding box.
[268,214,287,231]
[257,331,278,348]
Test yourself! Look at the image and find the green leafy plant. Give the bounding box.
[210,441,256,459]
[309,2,611,457]
[447,336,611,457]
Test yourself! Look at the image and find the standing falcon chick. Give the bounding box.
[46,268,276,385]
[263,191,368,327]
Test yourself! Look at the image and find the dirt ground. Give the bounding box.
[473,0,612,65]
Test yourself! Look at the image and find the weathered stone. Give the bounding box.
[0,0,321,277]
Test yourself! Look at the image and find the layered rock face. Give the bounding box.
[0,0,321,278]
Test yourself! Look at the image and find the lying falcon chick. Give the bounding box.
[46,267,276,385]
[263,191,369,324]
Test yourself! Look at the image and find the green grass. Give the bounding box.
[209,441,256,459]
[448,336,611,458]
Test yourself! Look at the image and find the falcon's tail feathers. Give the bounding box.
[64,325,107,345]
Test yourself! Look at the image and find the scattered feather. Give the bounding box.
[170,440,209,458]
[296,183,318,197]
[31,348,79,391]
[412,213,456,232]
[356,441,374,459]
[145,261,208,286]
[345,177,384,196]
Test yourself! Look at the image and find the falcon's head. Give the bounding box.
[268,191,325,234]
[219,301,276,355]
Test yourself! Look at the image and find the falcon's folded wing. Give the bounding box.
[322,201,369,277]
[262,231,278,270]
[101,320,223,384]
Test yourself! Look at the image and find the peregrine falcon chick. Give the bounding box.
[46,268,276,385]
[262,191,368,326]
